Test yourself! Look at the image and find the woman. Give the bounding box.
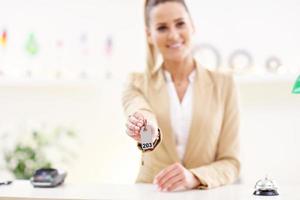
[122,0,240,191]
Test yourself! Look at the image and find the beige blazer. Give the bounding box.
[122,62,240,189]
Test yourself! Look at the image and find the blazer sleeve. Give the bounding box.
[122,73,162,151]
[190,75,241,189]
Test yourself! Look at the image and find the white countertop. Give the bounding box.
[0,180,298,200]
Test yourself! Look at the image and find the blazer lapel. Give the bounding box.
[151,69,180,163]
[183,66,214,166]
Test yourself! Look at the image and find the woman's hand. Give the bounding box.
[126,112,145,142]
[153,163,201,192]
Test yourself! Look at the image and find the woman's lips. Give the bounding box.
[167,42,183,49]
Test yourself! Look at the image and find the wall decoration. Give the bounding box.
[104,34,114,79]
[265,56,282,73]
[292,75,300,94]
[24,33,40,78]
[54,39,64,79]
[78,33,89,79]
[0,29,8,76]
[0,29,7,48]
[228,49,253,73]
[192,43,221,70]
[104,35,113,57]
[0,27,295,82]
[79,33,89,57]
[25,33,39,56]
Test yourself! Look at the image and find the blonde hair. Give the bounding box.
[144,0,190,75]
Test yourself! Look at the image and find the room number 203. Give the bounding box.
[142,143,152,149]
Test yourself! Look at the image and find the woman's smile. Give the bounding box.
[167,42,184,49]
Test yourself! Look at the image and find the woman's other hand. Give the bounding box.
[153,163,200,192]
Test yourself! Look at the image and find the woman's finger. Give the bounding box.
[167,179,185,192]
[154,163,180,184]
[133,112,145,121]
[158,168,182,190]
[161,173,184,191]
[126,112,145,142]
[126,122,141,132]
[132,135,141,141]
[126,125,139,137]
[129,115,144,127]
[127,128,140,141]
[126,128,135,136]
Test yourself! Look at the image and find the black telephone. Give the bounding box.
[30,168,67,188]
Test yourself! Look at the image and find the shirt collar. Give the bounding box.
[163,69,196,83]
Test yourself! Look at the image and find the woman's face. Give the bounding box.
[147,2,194,62]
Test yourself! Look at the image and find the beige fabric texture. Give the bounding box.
[122,62,240,189]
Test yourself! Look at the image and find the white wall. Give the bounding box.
[188,0,300,71]
[0,0,299,186]
[238,79,300,184]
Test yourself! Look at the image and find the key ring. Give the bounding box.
[143,119,147,131]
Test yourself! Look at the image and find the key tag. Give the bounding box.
[140,120,154,151]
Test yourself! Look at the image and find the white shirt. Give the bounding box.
[163,70,196,162]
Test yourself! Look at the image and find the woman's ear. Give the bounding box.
[146,27,154,45]
[192,23,196,34]
[190,17,196,34]
[186,12,196,34]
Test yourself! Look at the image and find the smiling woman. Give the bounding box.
[122,0,240,192]
[144,0,194,75]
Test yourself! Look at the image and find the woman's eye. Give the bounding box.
[176,21,185,28]
[157,26,167,32]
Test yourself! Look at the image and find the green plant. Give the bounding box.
[3,126,77,179]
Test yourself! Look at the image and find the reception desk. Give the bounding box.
[0,180,297,200]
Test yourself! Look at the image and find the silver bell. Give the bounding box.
[253,176,279,196]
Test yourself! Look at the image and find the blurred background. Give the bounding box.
[0,0,299,185]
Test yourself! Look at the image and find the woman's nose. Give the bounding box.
[167,28,180,41]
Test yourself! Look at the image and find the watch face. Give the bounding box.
[140,125,153,150]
